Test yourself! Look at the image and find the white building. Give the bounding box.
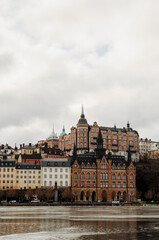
[139,138,159,157]
[41,158,71,188]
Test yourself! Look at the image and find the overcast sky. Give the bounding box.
[0,0,159,146]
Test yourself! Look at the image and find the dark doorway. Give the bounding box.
[112,191,116,201]
[92,191,96,202]
[86,191,90,201]
[101,190,107,202]
[123,191,126,201]
[80,191,84,201]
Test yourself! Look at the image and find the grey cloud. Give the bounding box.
[0,0,159,145]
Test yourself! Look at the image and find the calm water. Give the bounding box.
[0,206,159,239]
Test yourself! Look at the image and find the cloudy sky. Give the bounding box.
[0,0,159,146]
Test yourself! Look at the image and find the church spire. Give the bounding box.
[77,104,88,125]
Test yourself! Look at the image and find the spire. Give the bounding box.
[77,104,88,125]
[60,125,67,136]
[95,128,105,159]
[82,104,84,115]
[48,124,58,139]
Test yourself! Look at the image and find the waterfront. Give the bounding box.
[0,206,159,239]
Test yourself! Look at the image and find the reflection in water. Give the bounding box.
[0,206,158,239]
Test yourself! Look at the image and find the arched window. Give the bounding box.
[123,173,126,180]
[117,173,121,180]
[74,172,77,179]
[130,173,133,180]
[112,173,115,180]
[103,173,106,179]
[100,173,103,179]
[87,173,90,179]
[92,173,96,179]
[81,173,84,179]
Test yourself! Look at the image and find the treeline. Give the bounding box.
[0,187,71,202]
[136,160,159,201]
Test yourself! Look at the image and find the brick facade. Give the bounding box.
[71,155,136,202]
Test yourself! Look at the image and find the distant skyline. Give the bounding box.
[0,0,159,146]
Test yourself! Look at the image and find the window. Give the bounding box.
[112,174,115,180]
[81,181,84,187]
[44,168,47,172]
[44,174,47,178]
[92,181,96,187]
[117,182,121,188]
[87,181,90,187]
[65,175,68,179]
[92,173,95,179]
[74,172,77,179]
[74,181,77,186]
[7,168,10,172]
[49,181,52,186]
[100,182,103,187]
[44,181,47,186]
[130,174,133,180]
[106,182,108,187]
[55,174,57,179]
[60,175,63,179]
[112,182,115,188]
[65,169,68,172]
[100,173,103,179]
[106,173,108,180]
[123,182,126,188]
[123,174,126,180]
[60,168,63,172]
[65,181,68,186]
[130,182,134,188]
[49,174,52,178]
[81,173,84,179]
[117,173,121,180]
[87,173,90,179]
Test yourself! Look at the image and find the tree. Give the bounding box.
[25,188,34,200]
[144,190,153,201]
[0,191,4,201]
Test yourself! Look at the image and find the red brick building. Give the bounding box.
[59,106,139,161]
[71,130,136,202]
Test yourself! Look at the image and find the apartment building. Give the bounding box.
[0,159,16,190]
[41,158,71,188]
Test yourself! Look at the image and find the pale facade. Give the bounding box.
[0,159,16,190]
[139,138,159,157]
[15,163,41,189]
[41,159,71,188]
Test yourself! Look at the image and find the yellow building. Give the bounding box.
[15,163,41,189]
[0,159,16,190]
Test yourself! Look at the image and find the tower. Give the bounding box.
[76,105,89,154]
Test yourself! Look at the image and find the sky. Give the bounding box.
[0,0,159,147]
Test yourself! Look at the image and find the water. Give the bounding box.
[0,206,159,239]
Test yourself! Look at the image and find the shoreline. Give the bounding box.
[0,201,158,207]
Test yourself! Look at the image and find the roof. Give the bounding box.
[0,158,16,167]
[16,163,41,169]
[41,159,71,167]
[21,154,42,159]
